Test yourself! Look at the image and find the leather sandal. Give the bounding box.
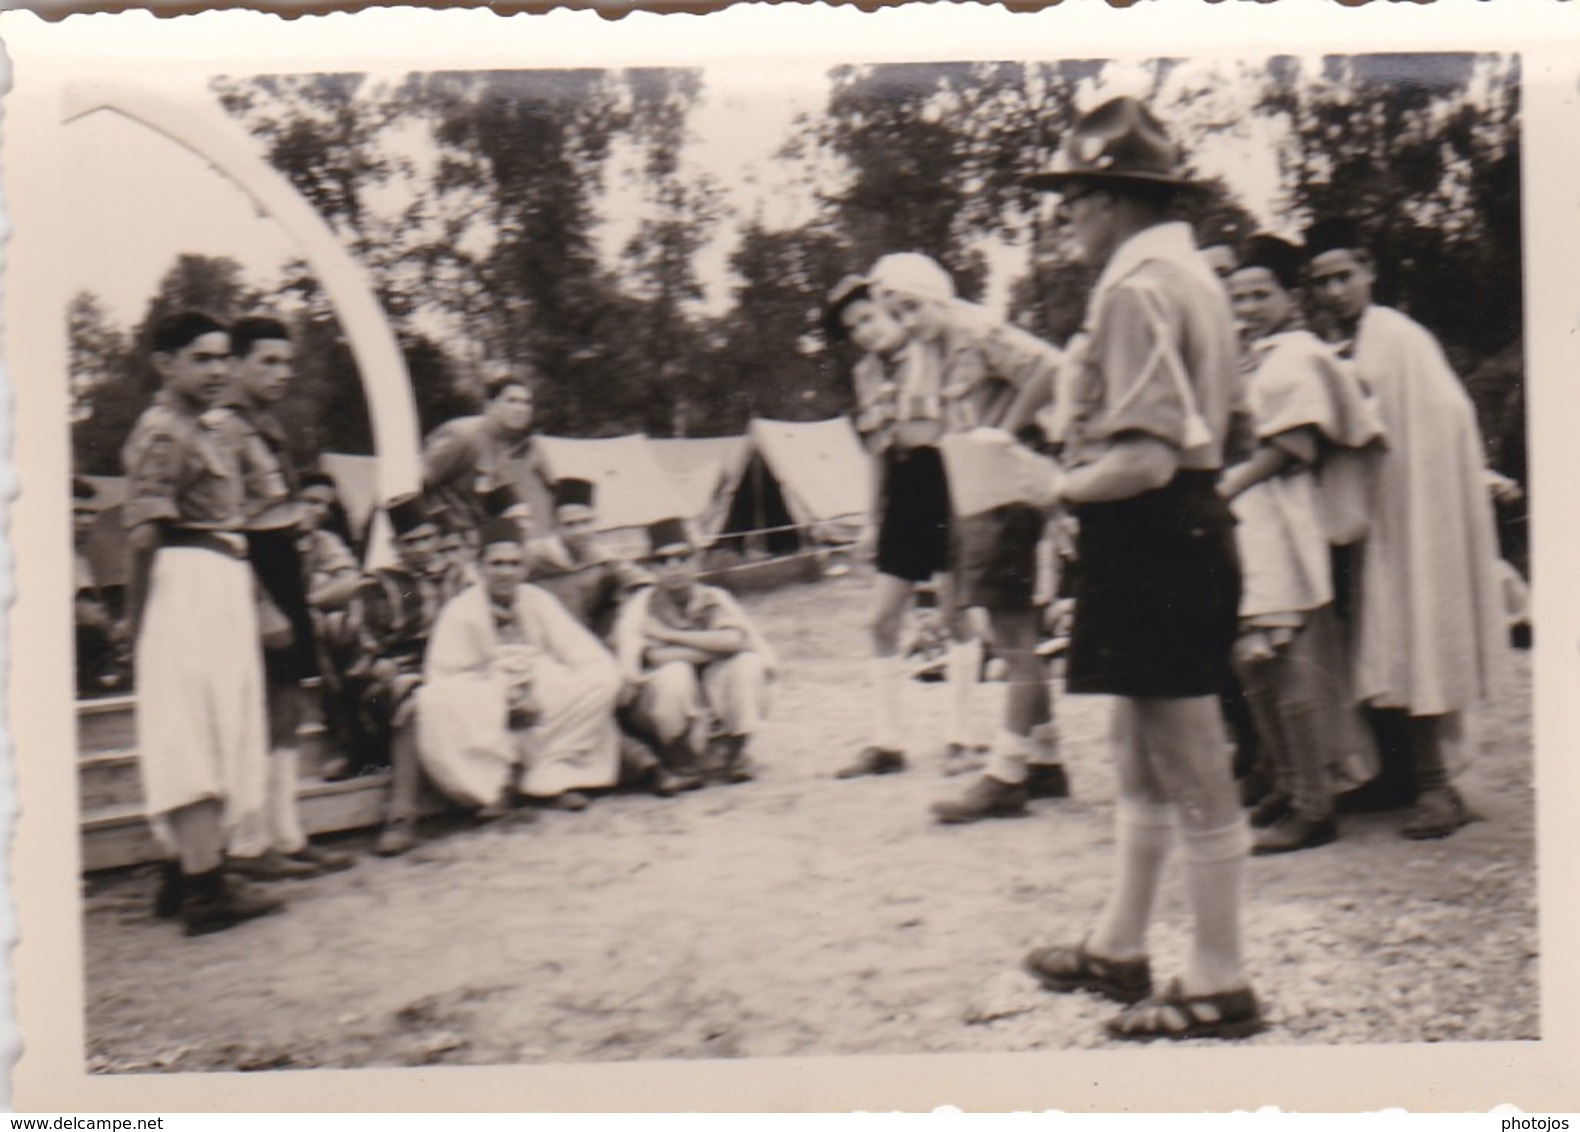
[1105,978,1268,1042]
[1023,936,1153,1004]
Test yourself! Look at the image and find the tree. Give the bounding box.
[68,291,128,426]
[1256,53,1522,360]
[71,254,262,475]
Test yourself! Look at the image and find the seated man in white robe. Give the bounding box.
[611,518,776,787]
[415,517,623,829]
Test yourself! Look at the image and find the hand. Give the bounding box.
[1485,469,1523,505]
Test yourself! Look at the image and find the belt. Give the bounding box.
[164,529,249,560]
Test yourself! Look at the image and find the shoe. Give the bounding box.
[1247,792,1291,829]
[288,842,355,874]
[941,742,987,777]
[1023,936,1153,1004]
[1401,786,1475,840]
[1336,772,1418,814]
[319,755,355,782]
[1252,812,1337,855]
[225,849,321,882]
[715,736,756,785]
[836,746,906,779]
[1025,763,1070,800]
[932,775,1029,824]
[181,872,285,937]
[152,861,185,920]
[550,791,590,812]
[374,819,418,857]
[1105,978,1268,1042]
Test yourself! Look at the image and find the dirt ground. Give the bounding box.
[81,572,1538,1074]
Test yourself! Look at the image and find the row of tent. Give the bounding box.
[78,417,873,583]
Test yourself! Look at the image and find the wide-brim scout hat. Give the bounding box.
[645,517,692,559]
[1025,96,1196,192]
[823,274,874,344]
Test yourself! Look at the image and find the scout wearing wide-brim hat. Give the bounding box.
[1025,95,1199,193]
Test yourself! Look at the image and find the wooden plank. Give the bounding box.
[80,772,458,873]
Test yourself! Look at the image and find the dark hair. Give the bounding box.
[230,315,291,359]
[1108,179,1183,214]
[1237,234,1305,293]
[484,371,534,402]
[150,310,227,355]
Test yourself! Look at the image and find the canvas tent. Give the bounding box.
[532,434,691,561]
[648,435,752,545]
[748,418,870,545]
[701,418,871,558]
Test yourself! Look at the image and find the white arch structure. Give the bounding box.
[63,82,419,557]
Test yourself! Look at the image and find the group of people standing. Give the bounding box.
[117,319,774,938]
[825,95,1510,1041]
[105,91,1513,1046]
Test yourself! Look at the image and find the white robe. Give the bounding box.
[1348,305,1506,716]
[1233,329,1384,620]
[417,583,621,805]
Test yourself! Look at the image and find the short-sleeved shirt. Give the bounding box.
[351,562,467,676]
[421,415,552,535]
[120,391,246,531]
[936,312,1062,432]
[1060,226,1239,473]
[222,398,301,532]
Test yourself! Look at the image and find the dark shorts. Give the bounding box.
[246,527,319,685]
[1066,471,1240,698]
[953,504,1046,612]
[876,445,952,584]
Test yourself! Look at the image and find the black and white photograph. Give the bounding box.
[4,4,1578,1114]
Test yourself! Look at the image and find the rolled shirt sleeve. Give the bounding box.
[1089,280,1191,450]
[121,424,185,529]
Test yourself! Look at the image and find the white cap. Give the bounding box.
[869,252,956,303]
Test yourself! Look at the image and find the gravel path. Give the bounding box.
[82,573,1538,1074]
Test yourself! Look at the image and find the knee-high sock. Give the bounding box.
[1180,816,1253,992]
[985,729,1030,784]
[871,655,903,749]
[268,747,308,855]
[1090,799,1177,959]
[946,638,981,747]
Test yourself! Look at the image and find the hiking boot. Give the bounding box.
[287,842,356,874]
[374,818,418,857]
[1247,792,1292,829]
[549,791,590,812]
[932,775,1030,824]
[1025,763,1071,800]
[712,735,755,785]
[1252,812,1338,855]
[836,745,906,779]
[225,849,320,882]
[152,861,185,920]
[1401,786,1475,840]
[181,872,285,937]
